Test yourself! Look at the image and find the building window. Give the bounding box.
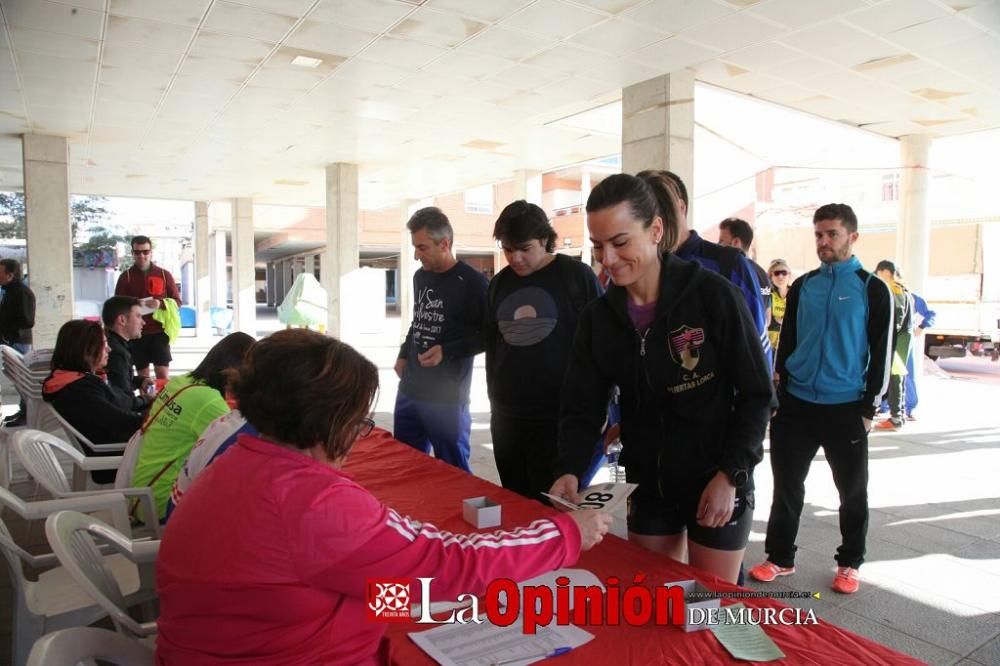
[464,185,493,214]
[882,173,899,202]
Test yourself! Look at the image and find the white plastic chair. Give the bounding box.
[47,405,129,454]
[45,510,160,641]
[11,429,160,539]
[0,347,59,434]
[0,510,149,666]
[27,626,154,666]
[0,484,134,540]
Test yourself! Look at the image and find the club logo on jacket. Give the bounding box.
[669,325,705,371]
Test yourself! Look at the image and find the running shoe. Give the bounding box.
[832,566,860,594]
[748,561,795,582]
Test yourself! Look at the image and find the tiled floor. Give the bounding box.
[2,309,998,665]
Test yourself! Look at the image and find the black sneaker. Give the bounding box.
[3,411,26,427]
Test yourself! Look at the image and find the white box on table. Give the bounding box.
[462,496,501,528]
[668,579,721,632]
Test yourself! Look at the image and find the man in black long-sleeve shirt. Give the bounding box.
[394,207,488,472]
[0,258,36,426]
[101,296,153,411]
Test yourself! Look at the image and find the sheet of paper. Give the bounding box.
[410,618,592,666]
[542,482,637,514]
[576,481,637,514]
[708,604,786,662]
[541,493,582,511]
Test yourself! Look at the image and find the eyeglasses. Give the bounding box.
[355,417,375,439]
[771,270,788,277]
[133,250,151,256]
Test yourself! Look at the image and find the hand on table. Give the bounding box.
[696,471,736,528]
[569,509,612,550]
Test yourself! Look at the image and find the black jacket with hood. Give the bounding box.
[555,253,775,500]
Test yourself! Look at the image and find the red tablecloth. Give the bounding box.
[345,431,922,666]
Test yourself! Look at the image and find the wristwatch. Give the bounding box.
[724,467,749,489]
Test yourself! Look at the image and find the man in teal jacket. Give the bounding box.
[750,203,892,595]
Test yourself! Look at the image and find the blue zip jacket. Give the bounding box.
[777,255,893,418]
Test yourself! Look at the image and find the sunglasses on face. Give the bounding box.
[772,270,788,277]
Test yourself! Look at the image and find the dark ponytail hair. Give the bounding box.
[586,172,679,253]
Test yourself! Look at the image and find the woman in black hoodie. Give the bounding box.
[43,319,144,480]
[549,173,774,583]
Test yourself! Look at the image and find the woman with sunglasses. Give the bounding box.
[767,259,792,360]
[157,329,611,665]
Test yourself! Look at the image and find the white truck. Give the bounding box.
[923,222,999,361]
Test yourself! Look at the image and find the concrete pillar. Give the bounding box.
[399,200,419,341]
[265,262,276,307]
[22,134,73,348]
[275,259,286,306]
[304,254,315,278]
[194,201,212,337]
[324,163,359,337]
[897,134,932,373]
[622,71,695,222]
[211,229,227,310]
[512,169,543,205]
[580,170,593,267]
[230,198,256,334]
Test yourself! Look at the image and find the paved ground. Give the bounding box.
[2,307,998,665]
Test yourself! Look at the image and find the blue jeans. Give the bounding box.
[393,391,472,472]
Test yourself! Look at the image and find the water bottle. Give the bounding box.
[605,437,626,484]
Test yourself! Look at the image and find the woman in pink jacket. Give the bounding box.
[156,329,610,665]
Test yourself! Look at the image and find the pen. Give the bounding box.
[492,646,573,665]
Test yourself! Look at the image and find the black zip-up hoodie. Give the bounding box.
[555,253,775,500]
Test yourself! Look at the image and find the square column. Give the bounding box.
[210,229,227,310]
[275,259,286,305]
[622,71,695,220]
[231,198,256,334]
[897,134,932,377]
[265,262,276,307]
[398,200,419,341]
[324,163,359,337]
[304,254,315,278]
[22,134,73,348]
[194,201,212,337]
[580,170,593,267]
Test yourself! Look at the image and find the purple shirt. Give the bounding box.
[627,299,657,333]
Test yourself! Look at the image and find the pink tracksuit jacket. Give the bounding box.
[156,434,581,665]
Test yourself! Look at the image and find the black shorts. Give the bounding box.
[130,332,172,369]
[627,484,754,551]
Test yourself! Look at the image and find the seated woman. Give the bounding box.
[157,329,611,665]
[131,331,254,522]
[42,320,145,483]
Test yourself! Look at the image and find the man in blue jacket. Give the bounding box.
[750,203,892,595]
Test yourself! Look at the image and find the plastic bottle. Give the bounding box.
[605,438,626,484]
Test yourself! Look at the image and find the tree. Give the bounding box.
[0,192,124,249]
[0,192,25,239]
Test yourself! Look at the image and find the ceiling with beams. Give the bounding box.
[1,0,998,210]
